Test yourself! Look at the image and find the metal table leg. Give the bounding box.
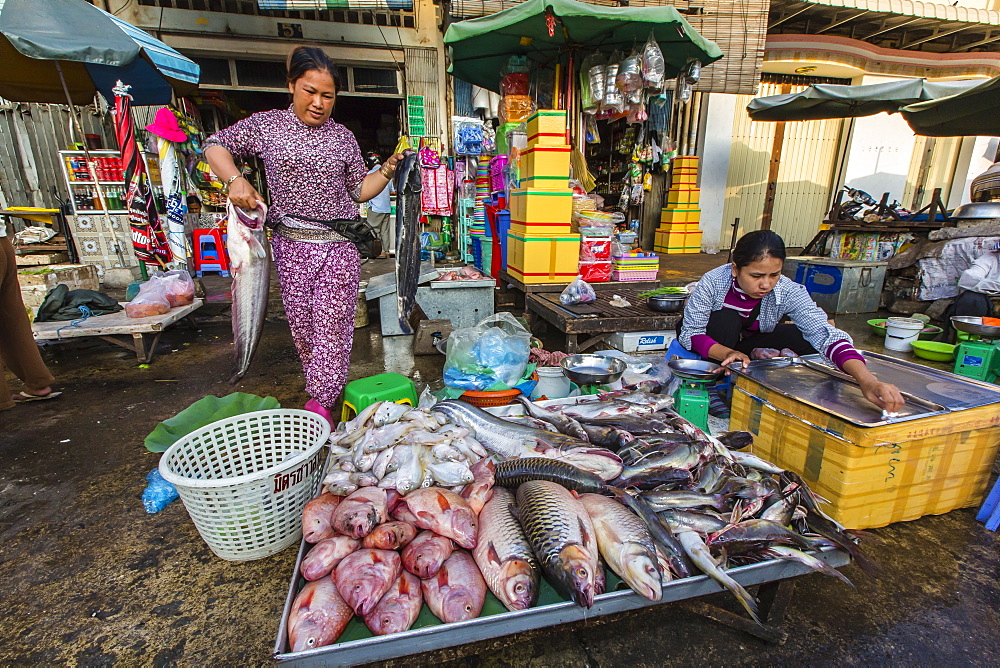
[679,579,796,644]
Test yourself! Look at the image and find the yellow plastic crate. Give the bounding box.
[506,232,580,284]
[730,375,1000,529]
[667,188,700,206]
[508,188,573,226]
[527,110,568,137]
[522,145,571,179]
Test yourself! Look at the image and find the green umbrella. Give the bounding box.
[443,0,723,92]
[899,76,1000,137]
[746,78,979,123]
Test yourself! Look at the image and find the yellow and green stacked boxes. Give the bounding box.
[507,110,579,283]
[655,155,703,254]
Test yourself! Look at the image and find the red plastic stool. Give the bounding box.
[192,228,230,277]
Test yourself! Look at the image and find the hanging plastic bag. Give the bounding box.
[581,52,605,109]
[642,33,665,87]
[125,278,171,318]
[685,60,702,85]
[559,275,597,306]
[676,75,692,103]
[603,60,624,113]
[615,51,644,93]
[443,313,531,391]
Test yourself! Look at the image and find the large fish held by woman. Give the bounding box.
[226,201,271,383]
[393,151,422,335]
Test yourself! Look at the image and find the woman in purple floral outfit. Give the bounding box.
[205,46,403,425]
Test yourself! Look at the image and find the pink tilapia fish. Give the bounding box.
[421,550,487,624]
[364,571,422,636]
[460,458,495,516]
[301,536,360,581]
[401,530,455,579]
[363,521,418,551]
[473,488,539,612]
[334,548,402,616]
[302,493,342,543]
[226,200,270,384]
[287,576,353,652]
[391,488,478,549]
[332,487,389,539]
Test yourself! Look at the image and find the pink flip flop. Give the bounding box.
[304,398,334,428]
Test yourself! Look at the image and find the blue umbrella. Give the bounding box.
[0,0,199,105]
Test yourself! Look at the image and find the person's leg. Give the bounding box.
[704,308,743,350]
[734,324,818,356]
[368,212,391,256]
[273,234,319,373]
[301,243,361,408]
[0,236,55,409]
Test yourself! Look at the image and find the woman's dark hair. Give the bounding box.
[731,230,786,268]
[186,194,201,205]
[286,46,342,90]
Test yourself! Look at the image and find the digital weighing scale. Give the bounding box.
[952,317,1000,384]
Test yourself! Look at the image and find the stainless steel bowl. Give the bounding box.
[667,358,726,381]
[560,354,627,386]
[951,316,1000,338]
[950,201,1000,220]
[646,294,688,313]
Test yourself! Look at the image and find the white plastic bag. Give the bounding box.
[125,279,170,318]
[153,269,195,307]
[559,275,597,306]
[641,33,665,87]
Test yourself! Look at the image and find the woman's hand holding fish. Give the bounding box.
[228,176,264,211]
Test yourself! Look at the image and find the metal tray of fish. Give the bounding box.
[272,537,849,666]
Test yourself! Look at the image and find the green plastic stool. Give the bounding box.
[341,372,418,421]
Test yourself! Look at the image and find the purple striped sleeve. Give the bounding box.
[690,334,717,359]
[827,339,865,371]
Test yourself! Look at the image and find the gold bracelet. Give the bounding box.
[379,165,394,179]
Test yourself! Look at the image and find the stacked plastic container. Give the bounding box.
[506,110,580,284]
[655,156,702,254]
[612,252,659,281]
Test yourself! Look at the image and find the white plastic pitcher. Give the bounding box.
[531,366,571,400]
[884,317,924,352]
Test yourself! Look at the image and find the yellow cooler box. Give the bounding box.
[674,155,699,169]
[671,170,698,186]
[684,231,703,253]
[729,354,1000,530]
[521,145,571,179]
[508,188,573,233]
[527,110,568,138]
[506,232,580,284]
[667,188,700,207]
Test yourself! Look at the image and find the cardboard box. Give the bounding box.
[607,330,677,352]
[521,145,571,179]
[526,110,568,137]
[506,232,580,284]
[666,188,700,206]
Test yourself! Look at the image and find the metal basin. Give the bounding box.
[950,201,1000,220]
[646,294,687,313]
[668,358,725,381]
[951,316,1000,338]
[560,354,626,386]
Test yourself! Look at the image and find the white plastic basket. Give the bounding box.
[159,409,330,562]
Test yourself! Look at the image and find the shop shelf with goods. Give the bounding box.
[506,232,580,284]
[60,149,165,215]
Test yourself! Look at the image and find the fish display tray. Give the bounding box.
[273,539,849,665]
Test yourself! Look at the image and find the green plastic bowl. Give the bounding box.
[909,340,956,362]
[868,319,888,337]
[869,319,942,340]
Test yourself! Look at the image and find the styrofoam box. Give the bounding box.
[607,330,677,352]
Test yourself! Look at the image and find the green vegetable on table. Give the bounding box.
[637,286,689,299]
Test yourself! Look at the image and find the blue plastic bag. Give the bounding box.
[142,468,179,513]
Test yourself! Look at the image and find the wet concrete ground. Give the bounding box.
[1,256,997,666]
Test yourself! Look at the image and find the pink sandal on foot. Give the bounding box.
[304,398,334,428]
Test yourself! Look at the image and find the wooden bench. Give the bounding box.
[32,299,204,363]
